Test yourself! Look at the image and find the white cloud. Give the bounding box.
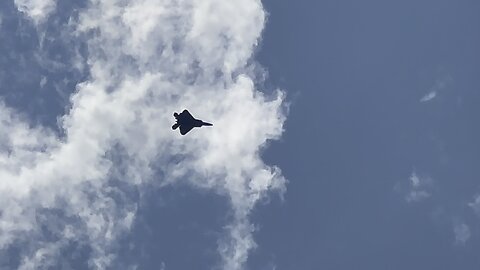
[420,91,437,102]
[404,171,432,203]
[419,75,452,103]
[409,172,421,187]
[453,222,471,245]
[4,0,286,269]
[39,76,47,88]
[405,190,430,203]
[14,0,57,25]
[468,194,480,216]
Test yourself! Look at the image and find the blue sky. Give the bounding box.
[251,1,480,269]
[0,0,479,269]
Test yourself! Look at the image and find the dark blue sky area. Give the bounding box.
[251,0,480,269]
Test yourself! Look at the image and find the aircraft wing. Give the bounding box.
[180,110,195,122]
[179,125,194,135]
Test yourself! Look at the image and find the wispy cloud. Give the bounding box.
[419,75,452,103]
[420,91,437,102]
[1,0,287,269]
[39,76,47,88]
[453,222,471,245]
[468,194,480,216]
[14,0,57,25]
[405,190,431,203]
[404,171,433,203]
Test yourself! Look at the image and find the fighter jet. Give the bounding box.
[172,109,213,135]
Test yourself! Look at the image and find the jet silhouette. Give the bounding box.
[172,109,213,135]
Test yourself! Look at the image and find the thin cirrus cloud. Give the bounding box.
[2,0,287,269]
